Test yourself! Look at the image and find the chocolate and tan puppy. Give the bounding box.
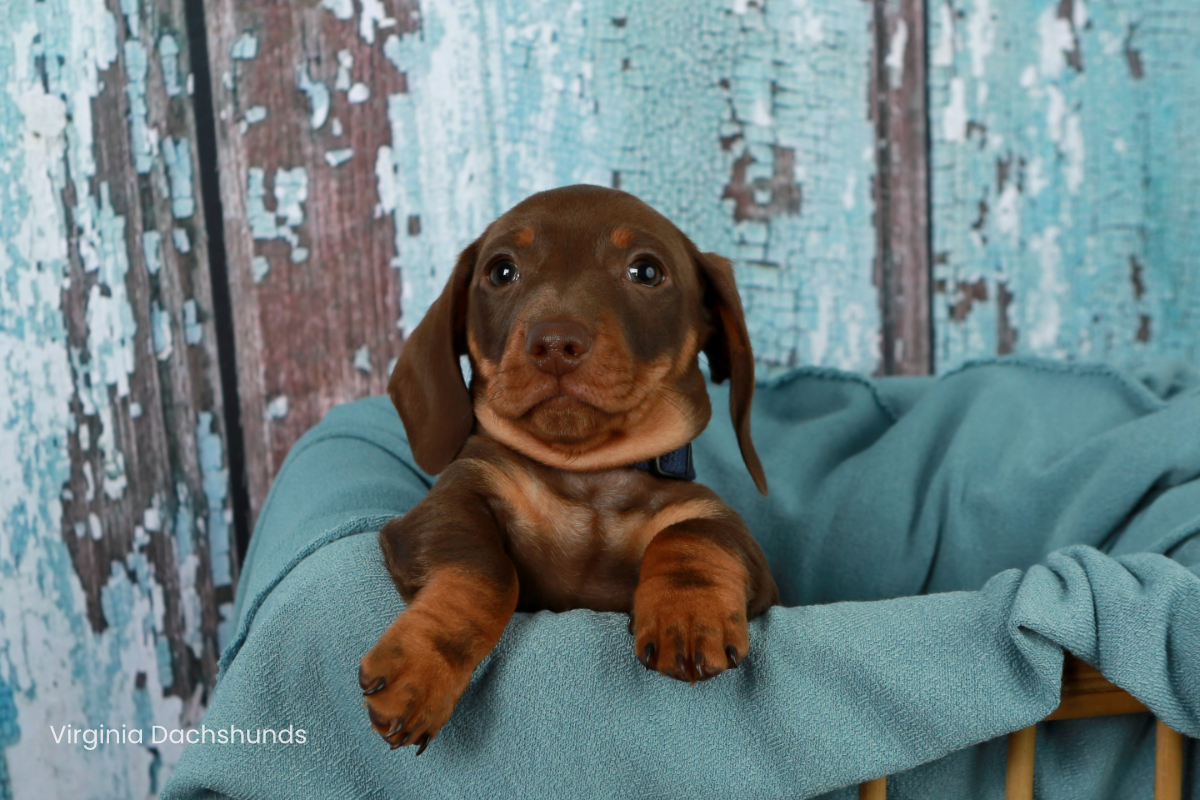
[359,185,779,754]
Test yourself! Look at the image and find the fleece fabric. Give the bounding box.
[162,358,1200,800]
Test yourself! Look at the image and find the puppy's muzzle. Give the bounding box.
[525,319,592,377]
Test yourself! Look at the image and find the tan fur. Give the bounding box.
[473,326,708,471]
[476,460,595,557]
[631,498,728,557]
[360,567,518,747]
[477,459,725,566]
[632,534,751,682]
[513,226,535,248]
[610,226,635,248]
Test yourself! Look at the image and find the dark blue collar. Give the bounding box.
[628,443,695,481]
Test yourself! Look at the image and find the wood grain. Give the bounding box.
[1044,654,1150,720]
[871,0,931,375]
[1155,719,1185,800]
[929,0,1200,371]
[203,0,413,524]
[0,0,233,793]
[858,775,888,800]
[1004,725,1037,800]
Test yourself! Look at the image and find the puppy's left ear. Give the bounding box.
[388,239,480,475]
[694,250,768,496]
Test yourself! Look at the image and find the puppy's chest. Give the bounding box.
[484,467,661,562]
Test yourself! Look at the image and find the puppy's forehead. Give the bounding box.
[480,189,699,284]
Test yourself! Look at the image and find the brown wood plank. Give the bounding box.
[203,0,415,524]
[859,776,887,800]
[871,0,932,375]
[1156,720,1185,800]
[1045,654,1150,720]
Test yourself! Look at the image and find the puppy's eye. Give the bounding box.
[488,260,519,287]
[626,260,664,287]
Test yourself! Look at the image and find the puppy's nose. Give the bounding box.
[525,319,592,376]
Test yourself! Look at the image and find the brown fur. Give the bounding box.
[361,185,779,753]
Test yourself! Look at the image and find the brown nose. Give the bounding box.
[525,319,592,376]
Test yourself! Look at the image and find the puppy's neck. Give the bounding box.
[473,404,699,473]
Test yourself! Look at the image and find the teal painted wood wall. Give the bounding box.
[930,0,1200,370]
[1,0,1197,795]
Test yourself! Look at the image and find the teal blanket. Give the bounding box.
[163,359,1200,799]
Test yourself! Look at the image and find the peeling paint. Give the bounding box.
[159,35,182,97]
[376,0,878,373]
[884,18,908,88]
[930,0,1199,369]
[172,227,191,254]
[297,66,330,130]
[182,299,202,345]
[0,0,221,794]
[230,33,258,61]
[245,106,268,124]
[151,303,173,360]
[196,413,231,587]
[142,231,163,275]
[359,0,395,45]
[161,136,195,219]
[335,49,353,91]
[321,0,354,21]
[325,148,353,167]
[264,395,289,420]
[251,256,270,283]
[353,345,372,373]
[247,166,309,264]
[124,40,154,174]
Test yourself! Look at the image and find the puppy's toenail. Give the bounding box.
[726,646,740,668]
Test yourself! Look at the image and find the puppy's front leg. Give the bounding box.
[632,514,778,683]
[359,462,517,753]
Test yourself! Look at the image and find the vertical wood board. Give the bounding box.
[929,0,1200,371]
[0,0,234,795]
[872,0,932,375]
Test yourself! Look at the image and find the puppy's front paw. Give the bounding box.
[630,576,750,683]
[359,612,476,754]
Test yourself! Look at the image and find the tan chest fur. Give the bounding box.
[469,457,725,609]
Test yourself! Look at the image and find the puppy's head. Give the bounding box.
[390,185,767,494]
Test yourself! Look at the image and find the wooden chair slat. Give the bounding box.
[858,776,886,800]
[1004,726,1037,800]
[856,654,1189,797]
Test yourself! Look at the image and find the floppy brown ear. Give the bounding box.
[388,240,480,475]
[694,251,767,496]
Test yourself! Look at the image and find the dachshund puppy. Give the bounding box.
[359,185,779,754]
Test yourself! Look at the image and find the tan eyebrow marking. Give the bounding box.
[513,227,535,248]
[610,226,635,249]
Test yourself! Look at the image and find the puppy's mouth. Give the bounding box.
[513,385,616,445]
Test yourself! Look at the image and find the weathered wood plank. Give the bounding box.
[929,0,1200,371]
[204,0,412,525]
[0,0,233,794]
[207,0,886,521]
[872,0,932,375]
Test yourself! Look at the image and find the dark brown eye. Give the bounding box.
[488,260,519,287]
[626,260,664,287]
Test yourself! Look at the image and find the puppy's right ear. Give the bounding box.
[388,239,480,475]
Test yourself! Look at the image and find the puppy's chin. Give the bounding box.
[524,395,609,444]
[473,385,709,473]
